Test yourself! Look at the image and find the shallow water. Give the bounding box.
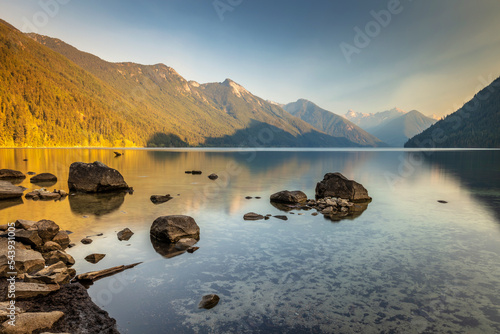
[1,148,500,333]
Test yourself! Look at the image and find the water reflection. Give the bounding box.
[0,197,24,211]
[68,192,127,216]
[150,235,199,259]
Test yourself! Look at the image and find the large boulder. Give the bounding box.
[0,181,25,199]
[0,169,26,180]
[150,215,200,243]
[68,161,130,193]
[315,172,371,202]
[270,190,307,203]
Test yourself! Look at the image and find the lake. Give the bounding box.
[1,148,500,333]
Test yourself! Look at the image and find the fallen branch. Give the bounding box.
[75,262,142,282]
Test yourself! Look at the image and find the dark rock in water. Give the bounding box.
[150,194,173,204]
[81,238,93,245]
[30,173,57,184]
[23,158,28,161]
[243,212,264,221]
[191,170,202,175]
[0,181,25,199]
[270,190,307,204]
[85,253,106,264]
[438,200,448,204]
[68,161,130,193]
[255,196,261,199]
[185,171,192,174]
[0,169,26,180]
[187,246,200,253]
[27,171,36,175]
[315,173,371,202]
[113,151,122,157]
[198,294,220,309]
[150,215,200,243]
[245,196,253,199]
[264,216,270,220]
[35,219,60,243]
[117,228,134,241]
[208,173,218,180]
[273,215,288,221]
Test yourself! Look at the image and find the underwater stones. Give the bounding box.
[150,194,173,204]
[80,238,93,245]
[84,253,106,264]
[198,294,220,309]
[243,212,265,221]
[270,190,307,204]
[0,169,26,180]
[30,173,57,184]
[117,228,134,241]
[315,172,371,202]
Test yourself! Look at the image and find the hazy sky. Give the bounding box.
[2,0,500,117]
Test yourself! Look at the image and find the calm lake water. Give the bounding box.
[1,148,500,333]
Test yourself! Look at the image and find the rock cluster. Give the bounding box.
[25,188,68,201]
[0,220,74,287]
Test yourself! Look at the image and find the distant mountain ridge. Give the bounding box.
[0,19,362,148]
[283,99,387,147]
[370,110,437,147]
[344,108,407,130]
[406,77,500,148]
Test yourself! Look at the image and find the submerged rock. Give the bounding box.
[150,194,173,204]
[270,190,307,204]
[0,169,26,180]
[68,161,130,193]
[80,238,93,245]
[315,172,371,202]
[198,294,220,309]
[117,228,134,241]
[243,212,264,221]
[30,173,57,184]
[0,181,25,199]
[84,253,106,264]
[273,215,288,221]
[150,215,200,244]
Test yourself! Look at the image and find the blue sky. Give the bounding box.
[1,0,500,117]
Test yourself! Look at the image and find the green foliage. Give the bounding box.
[405,77,500,148]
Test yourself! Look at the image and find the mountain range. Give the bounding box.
[344,108,437,147]
[0,19,361,148]
[0,18,496,148]
[283,99,386,147]
[405,76,500,148]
